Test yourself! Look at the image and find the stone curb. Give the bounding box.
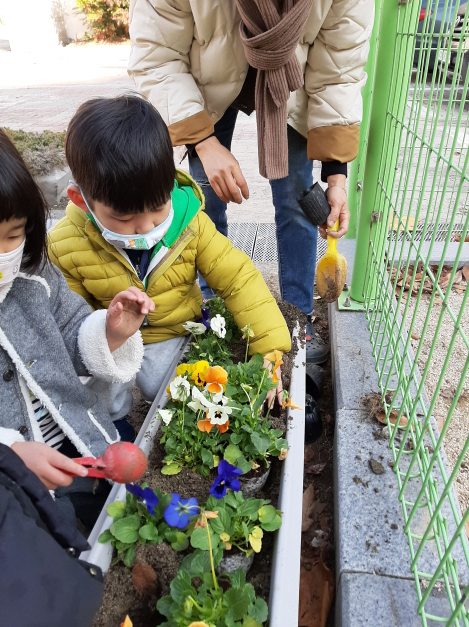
[329,239,465,626]
[36,167,70,205]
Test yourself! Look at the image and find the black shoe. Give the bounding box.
[306,363,325,400]
[305,394,322,444]
[306,320,329,365]
[114,417,137,442]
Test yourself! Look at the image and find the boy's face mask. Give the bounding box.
[0,238,25,286]
[74,183,174,251]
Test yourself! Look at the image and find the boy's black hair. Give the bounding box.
[66,95,176,214]
[0,129,48,273]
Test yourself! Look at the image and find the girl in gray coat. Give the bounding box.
[0,129,154,495]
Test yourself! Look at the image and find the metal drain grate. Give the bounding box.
[388,222,467,242]
[227,223,259,258]
[252,223,277,263]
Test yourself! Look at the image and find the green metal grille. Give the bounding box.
[352,0,469,623]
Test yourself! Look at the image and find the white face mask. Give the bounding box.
[0,238,25,286]
[75,183,174,250]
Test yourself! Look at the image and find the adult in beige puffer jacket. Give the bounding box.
[128,0,374,364]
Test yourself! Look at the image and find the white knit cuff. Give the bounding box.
[0,427,26,447]
[78,309,144,383]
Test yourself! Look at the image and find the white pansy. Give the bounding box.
[212,392,229,406]
[169,375,190,401]
[207,404,232,425]
[187,386,216,413]
[182,321,207,335]
[158,409,173,425]
[210,314,226,339]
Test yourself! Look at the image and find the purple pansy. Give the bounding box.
[210,460,243,499]
[125,483,159,515]
[201,306,211,329]
[164,493,199,528]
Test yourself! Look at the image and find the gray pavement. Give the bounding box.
[0,42,323,224]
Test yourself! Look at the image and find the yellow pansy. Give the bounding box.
[191,360,210,387]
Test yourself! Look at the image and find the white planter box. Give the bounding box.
[81,328,305,626]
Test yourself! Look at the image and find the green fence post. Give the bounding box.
[346,0,380,240]
[349,0,400,303]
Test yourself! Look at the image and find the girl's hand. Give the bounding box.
[263,356,284,409]
[319,174,350,240]
[106,287,155,352]
[11,441,88,490]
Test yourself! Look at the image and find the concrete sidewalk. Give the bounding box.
[0,42,323,224]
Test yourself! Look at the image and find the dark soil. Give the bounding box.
[93,287,306,627]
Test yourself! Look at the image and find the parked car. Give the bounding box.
[415,0,461,71]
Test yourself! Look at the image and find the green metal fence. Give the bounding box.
[348,0,469,623]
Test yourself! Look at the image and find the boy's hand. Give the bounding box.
[106,287,155,352]
[11,441,88,490]
[263,356,284,409]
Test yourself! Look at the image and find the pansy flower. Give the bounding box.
[210,460,243,499]
[126,484,159,515]
[265,350,283,384]
[204,366,228,394]
[190,360,210,387]
[210,314,226,339]
[201,306,211,329]
[164,493,199,528]
[182,321,207,335]
[169,375,191,401]
[188,386,215,413]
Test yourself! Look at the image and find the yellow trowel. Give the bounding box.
[296,183,347,303]
[315,220,347,303]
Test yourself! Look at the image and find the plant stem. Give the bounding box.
[205,516,218,591]
[245,336,250,364]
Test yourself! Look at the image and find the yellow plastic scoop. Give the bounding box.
[315,220,347,303]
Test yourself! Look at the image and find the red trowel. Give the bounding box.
[72,442,147,484]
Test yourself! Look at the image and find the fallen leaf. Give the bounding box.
[376,410,409,428]
[465,519,469,539]
[304,446,315,463]
[462,266,469,281]
[306,462,327,475]
[454,270,463,284]
[411,333,421,340]
[302,485,315,532]
[132,563,157,598]
[434,298,443,305]
[437,417,445,432]
[390,215,417,233]
[440,388,453,399]
[299,559,334,627]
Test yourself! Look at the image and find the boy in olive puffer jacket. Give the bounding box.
[48,95,291,424]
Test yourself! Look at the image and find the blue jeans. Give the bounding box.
[188,107,317,315]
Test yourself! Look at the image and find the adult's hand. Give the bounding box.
[319,174,350,240]
[196,136,249,204]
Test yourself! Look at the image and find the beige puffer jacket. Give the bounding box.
[128,0,374,164]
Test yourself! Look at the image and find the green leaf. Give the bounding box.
[201,447,214,468]
[197,464,210,477]
[247,353,263,373]
[258,505,276,524]
[98,529,113,544]
[230,433,243,445]
[123,544,136,568]
[248,597,268,623]
[161,463,182,476]
[171,532,189,551]
[261,514,282,532]
[190,524,218,551]
[225,587,251,621]
[242,617,263,627]
[225,492,241,509]
[110,517,140,544]
[252,390,268,415]
[181,548,213,576]
[230,568,246,588]
[139,524,159,542]
[106,501,126,520]
[225,383,239,397]
[224,444,242,465]
[156,595,173,618]
[250,433,270,456]
[210,516,225,535]
[237,455,253,474]
[170,569,194,603]
[237,498,264,518]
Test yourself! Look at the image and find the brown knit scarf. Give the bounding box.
[235,0,313,180]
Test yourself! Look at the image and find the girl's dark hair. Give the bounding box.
[66,95,176,214]
[0,129,48,274]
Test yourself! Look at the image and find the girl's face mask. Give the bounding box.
[0,238,25,286]
[75,183,173,251]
